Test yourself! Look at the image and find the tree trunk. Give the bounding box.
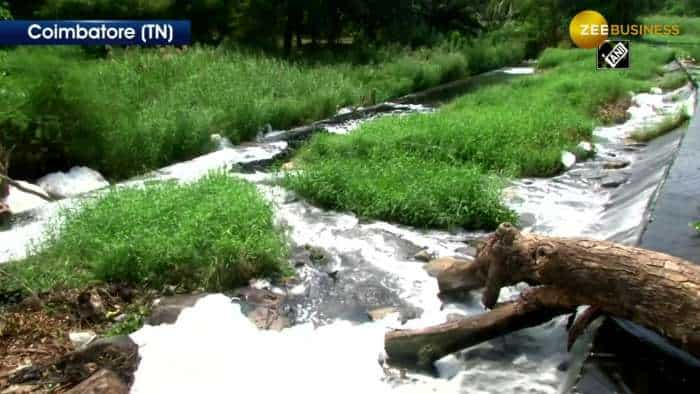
[386,287,574,368]
[385,223,700,366]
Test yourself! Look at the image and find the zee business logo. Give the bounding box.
[569,10,680,49]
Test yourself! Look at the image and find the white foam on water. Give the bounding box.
[130,83,695,394]
[0,198,73,262]
[131,294,386,394]
[561,151,576,169]
[150,142,288,183]
[37,166,109,199]
[210,133,234,150]
[1,77,694,393]
[507,84,696,239]
[129,180,567,394]
[132,293,494,394]
[502,67,535,75]
[5,181,51,214]
[325,104,433,135]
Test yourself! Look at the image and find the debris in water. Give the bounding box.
[413,249,434,262]
[368,307,398,322]
[603,159,631,170]
[600,174,629,188]
[561,151,576,169]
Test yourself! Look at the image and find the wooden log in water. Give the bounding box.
[386,223,700,366]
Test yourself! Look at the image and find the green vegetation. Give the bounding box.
[0,2,10,20]
[1,40,531,180]
[641,16,700,60]
[286,44,676,230]
[630,112,690,142]
[0,46,455,179]
[286,156,515,229]
[0,173,289,293]
[3,0,668,181]
[642,15,700,38]
[658,71,690,90]
[659,0,700,16]
[105,304,149,337]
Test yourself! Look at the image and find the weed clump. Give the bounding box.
[1,173,289,293]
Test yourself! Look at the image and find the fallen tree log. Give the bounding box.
[385,287,576,368]
[386,223,700,367]
[0,173,54,202]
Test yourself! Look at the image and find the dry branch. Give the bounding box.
[0,173,54,202]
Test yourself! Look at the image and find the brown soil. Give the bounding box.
[0,285,150,393]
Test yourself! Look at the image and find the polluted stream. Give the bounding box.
[0,65,696,393]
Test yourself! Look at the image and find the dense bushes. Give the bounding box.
[287,44,676,230]
[2,173,289,292]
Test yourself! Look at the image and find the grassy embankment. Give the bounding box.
[0,35,526,296]
[0,29,529,300]
[0,173,289,293]
[285,44,677,230]
[0,37,525,181]
[624,15,700,142]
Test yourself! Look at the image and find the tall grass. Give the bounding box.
[1,39,524,180]
[1,173,290,293]
[285,156,515,229]
[286,44,676,230]
[639,16,700,60]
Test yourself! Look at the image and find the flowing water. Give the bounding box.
[0,66,696,394]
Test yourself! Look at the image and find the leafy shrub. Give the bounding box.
[2,173,290,292]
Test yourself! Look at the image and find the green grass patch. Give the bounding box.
[630,111,690,142]
[104,303,149,337]
[0,173,289,293]
[285,156,515,229]
[640,16,700,61]
[658,71,690,90]
[0,38,526,180]
[642,16,700,38]
[286,44,676,230]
